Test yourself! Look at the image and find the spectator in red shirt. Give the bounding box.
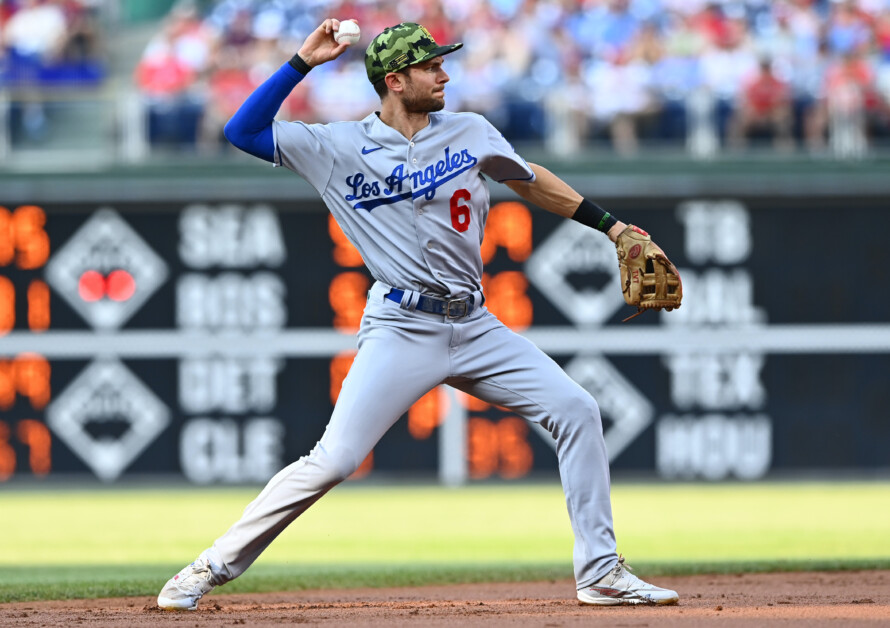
[134,48,194,98]
[727,57,794,151]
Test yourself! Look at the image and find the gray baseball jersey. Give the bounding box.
[272,111,534,296]
[202,109,619,594]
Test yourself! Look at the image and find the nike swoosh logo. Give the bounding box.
[361,146,383,154]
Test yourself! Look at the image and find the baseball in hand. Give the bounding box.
[335,21,361,45]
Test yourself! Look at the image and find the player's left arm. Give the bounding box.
[504,162,626,241]
[506,162,682,318]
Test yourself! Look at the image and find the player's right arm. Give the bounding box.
[224,19,353,162]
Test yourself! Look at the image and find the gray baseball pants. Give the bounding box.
[204,281,618,588]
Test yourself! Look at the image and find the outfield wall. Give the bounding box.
[1,170,888,484]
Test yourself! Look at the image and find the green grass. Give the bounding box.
[1,481,889,603]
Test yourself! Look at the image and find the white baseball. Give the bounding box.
[335,21,361,45]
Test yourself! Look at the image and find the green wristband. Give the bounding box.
[572,199,618,233]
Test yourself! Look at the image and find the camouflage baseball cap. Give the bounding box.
[365,22,462,84]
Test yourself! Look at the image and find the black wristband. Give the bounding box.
[572,198,618,233]
[288,53,312,75]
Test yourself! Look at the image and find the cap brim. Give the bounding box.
[414,43,463,66]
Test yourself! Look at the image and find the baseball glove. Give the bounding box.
[615,225,683,321]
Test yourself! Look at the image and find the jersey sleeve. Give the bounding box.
[272,120,336,194]
[479,117,535,183]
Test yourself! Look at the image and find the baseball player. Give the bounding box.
[158,19,680,610]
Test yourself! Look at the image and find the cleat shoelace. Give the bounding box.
[172,560,212,593]
[600,555,653,597]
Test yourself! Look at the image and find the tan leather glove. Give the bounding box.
[615,225,683,321]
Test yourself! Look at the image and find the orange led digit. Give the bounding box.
[27,279,50,332]
[468,417,499,479]
[492,202,533,261]
[14,353,51,410]
[328,271,369,332]
[480,202,532,264]
[12,206,49,270]
[497,417,533,479]
[481,271,533,331]
[467,416,534,480]
[16,419,51,476]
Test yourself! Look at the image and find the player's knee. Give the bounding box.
[296,445,360,488]
[326,457,359,485]
[548,389,602,436]
[315,447,361,485]
[560,386,599,419]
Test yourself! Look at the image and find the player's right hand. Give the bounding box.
[297,19,356,68]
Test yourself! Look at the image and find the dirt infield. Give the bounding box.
[2,570,888,626]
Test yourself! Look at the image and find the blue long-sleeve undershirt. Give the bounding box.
[223,62,305,163]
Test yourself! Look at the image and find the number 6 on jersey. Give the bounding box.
[450,189,471,232]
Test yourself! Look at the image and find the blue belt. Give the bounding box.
[385,289,475,318]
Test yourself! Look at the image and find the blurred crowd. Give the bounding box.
[0,0,104,143]
[132,0,890,155]
[6,0,890,155]
[0,0,104,84]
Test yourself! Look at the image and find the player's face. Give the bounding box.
[401,57,449,113]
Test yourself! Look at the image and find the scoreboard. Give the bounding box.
[1,189,889,484]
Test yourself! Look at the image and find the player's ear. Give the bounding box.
[384,71,406,94]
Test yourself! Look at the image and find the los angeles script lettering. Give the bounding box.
[345,146,478,203]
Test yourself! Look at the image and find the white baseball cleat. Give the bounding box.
[577,556,679,606]
[157,554,217,611]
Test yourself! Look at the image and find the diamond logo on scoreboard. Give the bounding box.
[524,220,625,326]
[46,358,170,482]
[45,208,168,330]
